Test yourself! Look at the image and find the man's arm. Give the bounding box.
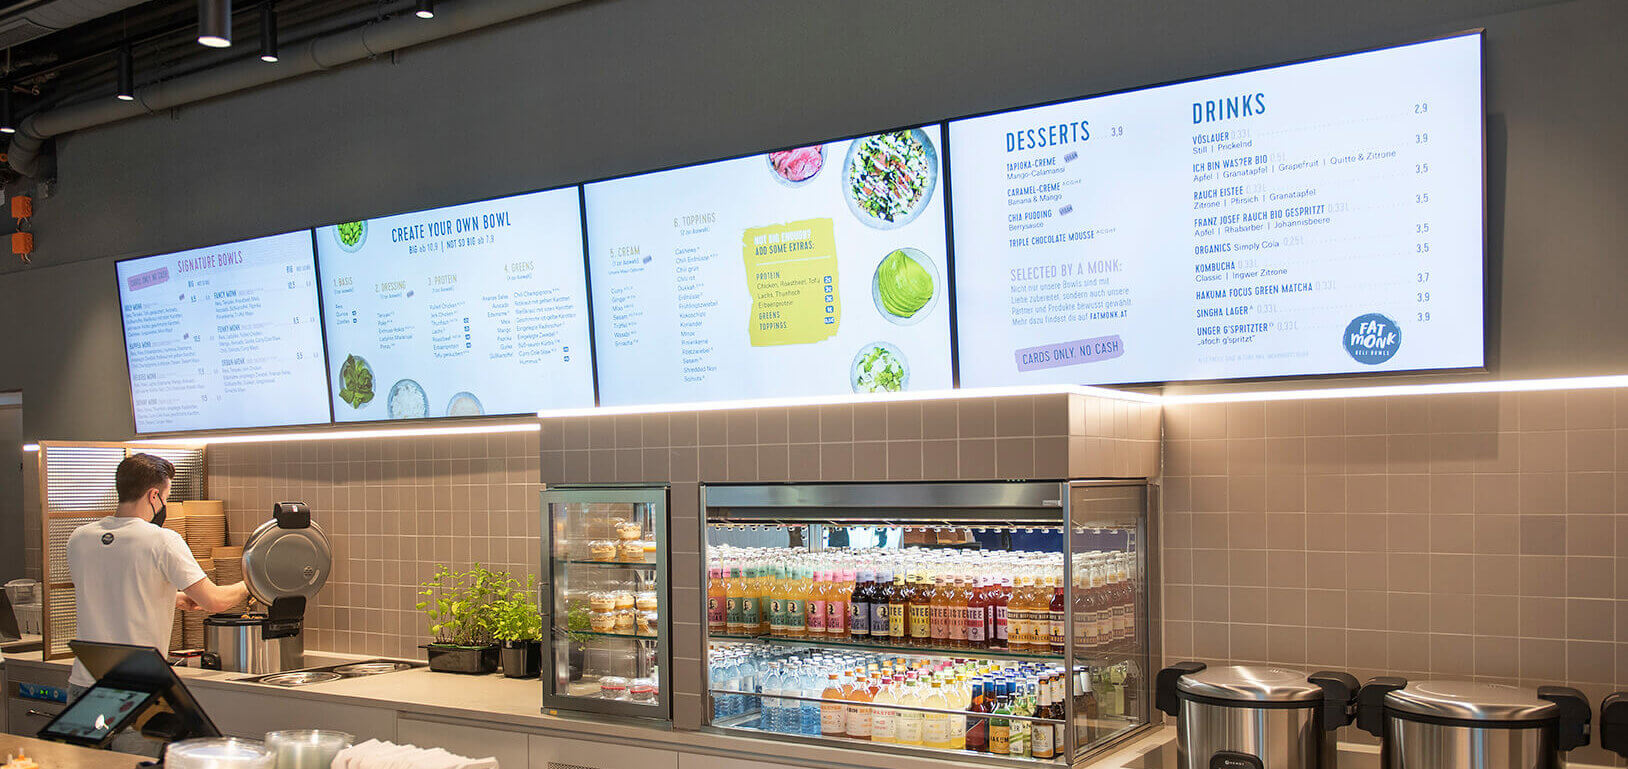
[181,578,250,613]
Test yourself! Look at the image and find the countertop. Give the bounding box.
[0,735,147,769]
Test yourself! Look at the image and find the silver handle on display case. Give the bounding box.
[26,709,56,718]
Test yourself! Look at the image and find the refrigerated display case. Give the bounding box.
[540,485,670,720]
[701,481,1152,765]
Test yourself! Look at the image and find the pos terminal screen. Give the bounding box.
[37,685,157,746]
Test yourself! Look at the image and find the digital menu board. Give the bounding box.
[316,187,595,421]
[117,230,330,433]
[950,33,1484,386]
[586,127,954,406]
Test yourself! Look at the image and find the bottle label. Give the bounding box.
[885,604,904,638]
[1049,610,1064,648]
[897,713,924,745]
[989,725,1010,754]
[995,606,1009,641]
[966,607,985,643]
[742,598,760,630]
[769,598,785,632]
[1009,719,1028,755]
[845,705,871,738]
[808,600,827,633]
[1032,724,1054,759]
[924,717,950,746]
[827,600,846,632]
[850,601,871,637]
[820,702,846,733]
[986,605,997,644]
[930,603,947,639]
[726,596,742,628]
[785,599,805,631]
[908,605,932,639]
[871,710,897,742]
[707,596,725,627]
[966,712,987,748]
[1009,612,1028,646]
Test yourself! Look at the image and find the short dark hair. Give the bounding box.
[116,453,175,503]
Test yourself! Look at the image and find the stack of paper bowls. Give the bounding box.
[185,501,227,559]
[163,501,189,541]
[212,546,247,612]
[183,559,215,649]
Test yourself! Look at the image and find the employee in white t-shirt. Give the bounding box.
[65,454,249,705]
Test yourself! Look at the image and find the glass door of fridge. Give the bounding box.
[540,486,670,720]
[1066,481,1152,760]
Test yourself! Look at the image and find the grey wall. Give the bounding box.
[0,0,1622,440]
[0,404,20,583]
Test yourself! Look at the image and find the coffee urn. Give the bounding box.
[1156,661,1359,769]
[1357,678,1590,769]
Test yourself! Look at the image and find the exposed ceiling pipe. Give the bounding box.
[0,0,151,49]
[6,0,586,177]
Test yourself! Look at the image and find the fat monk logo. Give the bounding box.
[1343,313,1400,365]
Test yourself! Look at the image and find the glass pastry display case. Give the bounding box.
[540,485,669,720]
[701,481,1151,765]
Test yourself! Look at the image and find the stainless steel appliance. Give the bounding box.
[203,614,304,674]
[202,502,332,674]
[1356,679,1590,769]
[1155,662,1358,769]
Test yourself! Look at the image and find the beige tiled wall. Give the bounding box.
[1160,389,1625,763]
[208,431,542,659]
[540,392,1161,485]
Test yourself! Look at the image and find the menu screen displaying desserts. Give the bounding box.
[117,230,331,433]
[950,33,1484,386]
[585,126,953,406]
[316,187,595,421]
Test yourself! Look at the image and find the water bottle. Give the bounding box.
[801,667,824,736]
[711,656,729,720]
[763,663,785,732]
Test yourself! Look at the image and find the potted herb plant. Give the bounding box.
[489,574,544,679]
[416,563,504,674]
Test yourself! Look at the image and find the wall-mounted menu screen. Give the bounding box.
[586,127,954,406]
[316,187,595,422]
[950,33,1484,386]
[117,230,331,433]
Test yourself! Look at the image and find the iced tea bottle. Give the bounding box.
[1048,572,1065,655]
[807,569,828,637]
[907,572,933,646]
[885,568,908,643]
[966,574,988,649]
[929,573,950,647]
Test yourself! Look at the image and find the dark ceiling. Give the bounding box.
[1,0,404,124]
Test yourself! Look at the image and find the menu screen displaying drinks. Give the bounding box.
[316,187,595,421]
[585,127,954,406]
[949,33,1484,386]
[117,230,331,433]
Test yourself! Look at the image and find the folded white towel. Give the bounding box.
[330,740,498,769]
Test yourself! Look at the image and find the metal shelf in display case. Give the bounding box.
[699,480,1155,766]
[540,485,670,720]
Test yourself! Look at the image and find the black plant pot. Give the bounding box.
[423,643,499,674]
[499,640,542,679]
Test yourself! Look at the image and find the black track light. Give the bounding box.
[1,89,14,135]
[199,0,232,48]
[415,0,434,19]
[116,47,134,101]
[259,3,278,63]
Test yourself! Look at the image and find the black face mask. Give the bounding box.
[150,497,167,528]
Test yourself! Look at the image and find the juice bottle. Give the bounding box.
[786,564,809,639]
[895,674,925,746]
[949,573,971,649]
[819,673,846,737]
[907,572,933,646]
[844,671,873,741]
[885,569,908,643]
[826,569,850,640]
[870,676,899,744]
[949,674,970,750]
[988,683,1011,755]
[1048,572,1065,655]
[807,570,828,636]
[966,574,987,649]
[921,679,952,749]
[768,562,787,637]
[725,566,745,634]
[993,572,1013,650]
[741,565,762,636]
[850,569,873,640]
[965,678,988,752]
[1007,574,1031,653]
[929,574,950,647]
[753,561,772,635]
[706,565,727,633]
